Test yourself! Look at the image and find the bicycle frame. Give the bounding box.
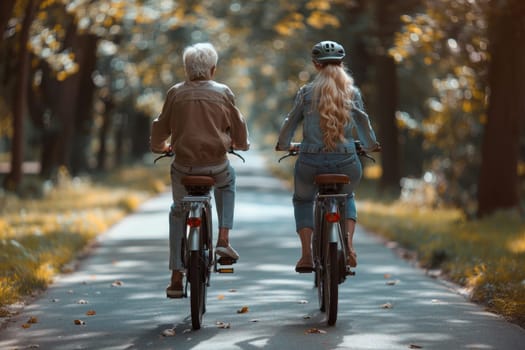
[182,196,212,253]
[315,191,352,280]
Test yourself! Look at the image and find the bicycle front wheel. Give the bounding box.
[324,241,339,326]
[189,249,205,330]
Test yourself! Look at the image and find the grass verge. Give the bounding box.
[356,180,525,328]
[0,164,170,316]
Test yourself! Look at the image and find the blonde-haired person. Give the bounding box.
[151,42,250,298]
[276,40,380,273]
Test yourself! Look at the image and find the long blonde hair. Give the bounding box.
[312,63,354,151]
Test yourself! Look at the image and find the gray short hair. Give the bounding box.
[183,43,218,81]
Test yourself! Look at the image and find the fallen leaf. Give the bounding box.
[384,274,392,279]
[385,280,399,286]
[380,303,393,309]
[305,328,327,334]
[217,294,225,300]
[237,306,249,314]
[27,316,38,324]
[73,319,86,325]
[250,319,259,323]
[228,289,237,293]
[86,310,96,316]
[298,299,308,304]
[409,345,423,349]
[21,323,31,329]
[303,315,312,319]
[51,298,60,303]
[161,328,176,337]
[111,280,123,287]
[216,321,231,329]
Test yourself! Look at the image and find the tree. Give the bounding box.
[3,0,41,191]
[368,0,422,191]
[477,0,525,216]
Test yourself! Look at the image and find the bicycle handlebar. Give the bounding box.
[277,141,381,163]
[153,147,246,164]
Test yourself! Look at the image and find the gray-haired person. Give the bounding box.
[151,42,250,298]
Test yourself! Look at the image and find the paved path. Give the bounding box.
[1,151,524,350]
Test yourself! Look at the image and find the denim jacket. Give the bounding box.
[276,83,378,154]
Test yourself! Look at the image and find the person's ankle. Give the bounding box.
[217,238,229,247]
[171,271,183,285]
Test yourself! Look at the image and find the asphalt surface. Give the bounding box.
[1,151,524,350]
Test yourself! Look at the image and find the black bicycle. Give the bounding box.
[154,149,245,329]
[279,141,378,325]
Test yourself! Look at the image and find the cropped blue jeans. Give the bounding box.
[169,160,236,271]
[293,152,362,231]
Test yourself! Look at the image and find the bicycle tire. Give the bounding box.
[189,249,205,329]
[316,210,325,312]
[325,241,339,326]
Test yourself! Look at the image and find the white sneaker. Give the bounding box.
[215,245,239,260]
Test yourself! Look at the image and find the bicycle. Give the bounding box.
[278,141,378,326]
[154,149,245,330]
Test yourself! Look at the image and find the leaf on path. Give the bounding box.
[237,306,249,314]
[380,303,393,309]
[250,319,259,323]
[384,273,392,279]
[216,321,231,329]
[85,310,96,316]
[298,299,308,304]
[303,315,312,319]
[305,328,327,334]
[51,298,60,303]
[409,344,423,349]
[217,294,225,300]
[161,328,176,337]
[385,279,400,286]
[228,289,237,292]
[77,299,88,304]
[21,323,31,329]
[27,316,38,324]
[74,319,86,325]
[111,280,123,287]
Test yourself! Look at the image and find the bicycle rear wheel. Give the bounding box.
[324,241,339,326]
[314,205,325,311]
[189,249,205,329]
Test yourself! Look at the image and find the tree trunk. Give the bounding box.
[375,53,401,190]
[70,34,98,176]
[0,0,15,45]
[3,0,39,191]
[477,1,525,217]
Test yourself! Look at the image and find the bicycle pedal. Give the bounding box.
[217,257,237,265]
[217,267,234,273]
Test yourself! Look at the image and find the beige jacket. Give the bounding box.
[150,80,250,166]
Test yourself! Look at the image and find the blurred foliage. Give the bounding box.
[391,0,490,214]
[0,0,523,210]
